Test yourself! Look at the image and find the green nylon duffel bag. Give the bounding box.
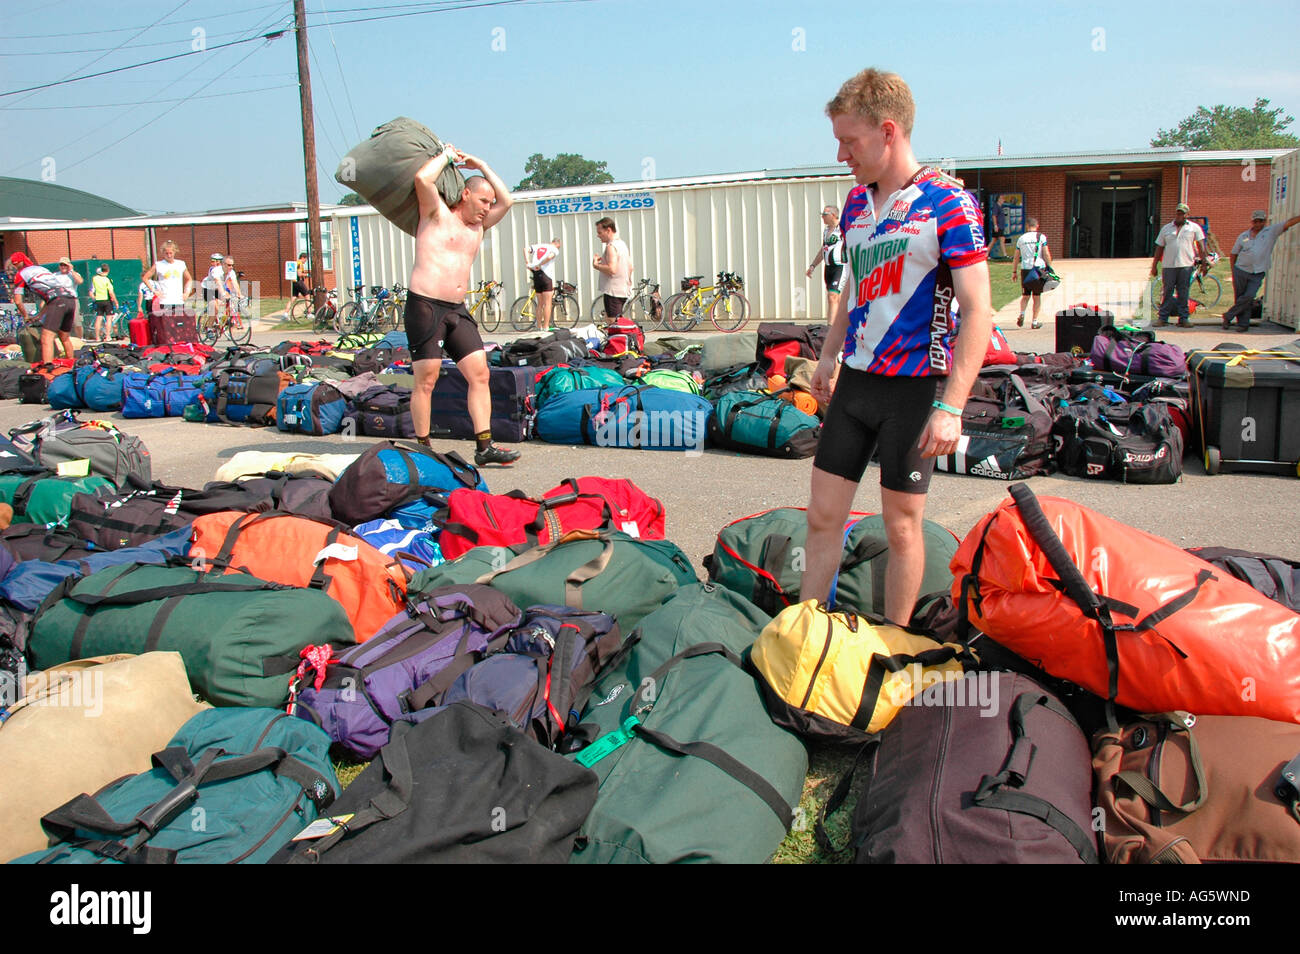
[567,583,809,864]
[640,368,701,395]
[535,366,627,410]
[707,390,820,458]
[336,117,465,236]
[0,472,114,525]
[29,564,356,707]
[13,707,337,865]
[703,507,961,621]
[412,530,698,634]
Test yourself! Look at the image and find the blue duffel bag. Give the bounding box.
[536,385,713,452]
[277,382,349,436]
[0,525,193,611]
[122,368,205,418]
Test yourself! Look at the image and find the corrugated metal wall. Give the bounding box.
[1264,148,1300,330]
[330,174,857,322]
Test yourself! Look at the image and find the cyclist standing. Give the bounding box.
[593,217,637,348]
[805,204,847,321]
[142,241,194,323]
[5,252,79,363]
[404,143,520,466]
[800,68,992,625]
[90,264,119,340]
[524,237,561,330]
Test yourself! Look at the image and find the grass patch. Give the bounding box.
[770,744,865,864]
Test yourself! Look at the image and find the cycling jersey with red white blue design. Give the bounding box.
[840,167,986,377]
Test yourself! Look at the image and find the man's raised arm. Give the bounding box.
[460,153,513,229]
[414,144,459,222]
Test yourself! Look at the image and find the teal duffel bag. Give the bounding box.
[567,583,809,864]
[0,472,114,525]
[534,366,626,410]
[29,564,356,707]
[13,708,338,865]
[412,530,698,634]
[703,507,960,620]
[707,390,820,458]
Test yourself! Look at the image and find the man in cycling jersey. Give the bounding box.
[806,204,847,321]
[800,68,993,625]
[5,252,79,363]
[524,237,561,331]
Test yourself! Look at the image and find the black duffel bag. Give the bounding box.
[272,701,596,864]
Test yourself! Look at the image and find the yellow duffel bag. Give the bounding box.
[213,450,359,483]
[750,600,978,742]
[0,652,208,862]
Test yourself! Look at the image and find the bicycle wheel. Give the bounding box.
[667,292,704,332]
[589,295,606,324]
[227,310,253,345]
[334,302,360,335]
[509,295,535,331]
[197,313,221,345]
[289,299,312,324]
[709,291,750,332]
[624,293,646,328]
[479,295,501,333]
[1194,273,1222,309]
[378,300,402,333]
[553,293,579,329]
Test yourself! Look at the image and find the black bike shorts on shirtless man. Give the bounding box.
[404,290,485,362]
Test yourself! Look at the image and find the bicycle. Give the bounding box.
[335,285,400,336]
[1147,256,1222,318]
[662,271,749,332]
[288,287,339,332]
[464,279,505,332]
[198,296,253,346]
[509,280,577,332]
[589,278,664,330]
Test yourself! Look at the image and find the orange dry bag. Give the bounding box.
[951,484,1300,723]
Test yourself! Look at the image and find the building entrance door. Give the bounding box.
[1070,181,1157,257]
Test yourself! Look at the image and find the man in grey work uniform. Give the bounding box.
[1221,208,1300,331]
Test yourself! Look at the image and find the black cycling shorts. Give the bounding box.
[824,264,846,292]
[813,366,940,494]
[93,299,113,316]
[39,296,76,334]
[531,270,554,293]
[1020,269,1046,295]
[404,290,484,363]
[603,294,627,319]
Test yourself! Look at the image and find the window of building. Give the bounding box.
[295,221,333,271]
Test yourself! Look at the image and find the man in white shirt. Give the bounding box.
[1009,218,1052,328]
[1149,202,1207,328]
[592,217,632,322]
[1221,209,1300,331]
[202,252,227,320]
[141,241,194,319]
[524,237,560,330]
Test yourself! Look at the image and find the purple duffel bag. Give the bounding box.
[1090,329,1186,378]
[289,583,523,759]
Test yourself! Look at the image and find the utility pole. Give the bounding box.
[293,0,325,311]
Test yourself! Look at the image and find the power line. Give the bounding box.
[0,21,291,98]
[0,2,286,40]
[0,23,292,57]
[307,38,350,163]
[319,0,362,141]
[0,84,297,111]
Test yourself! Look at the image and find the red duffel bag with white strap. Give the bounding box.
[951,484,1300,723]
[436,476,665,560]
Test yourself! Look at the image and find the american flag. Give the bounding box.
[997,139,1003,156]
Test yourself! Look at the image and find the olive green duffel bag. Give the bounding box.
[336,117,465,235]
[29,564,356,707]
[566,583,809,864]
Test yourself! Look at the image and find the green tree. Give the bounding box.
[338,192,366,206]
[1151,98,1300,149]
[515,153,615,191]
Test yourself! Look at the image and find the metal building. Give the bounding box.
[1264,149,1300,330]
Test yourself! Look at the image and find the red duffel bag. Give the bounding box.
[436,476,665,560]
[951,484,1300,723]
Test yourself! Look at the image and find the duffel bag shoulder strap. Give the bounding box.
[573,641,795,830]
[970,691,1101,863]
[473,529,612,608]
[1112,712,1209,817]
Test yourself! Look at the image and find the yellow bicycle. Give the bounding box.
[464,279,505,332]
[663,271,748,332]
[509,280,577,331]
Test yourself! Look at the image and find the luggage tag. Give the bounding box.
[315,543,358,564]
[574,716,641,768]
[292,814,356,841]
[620,521,640,537]
[284,413,299,426]
[56,458,91,477]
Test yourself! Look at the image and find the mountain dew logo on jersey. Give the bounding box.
[851,236,911,306]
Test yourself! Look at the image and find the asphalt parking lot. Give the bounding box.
[2,318,1297,575]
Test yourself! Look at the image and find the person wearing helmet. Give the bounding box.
[5,252,78,362]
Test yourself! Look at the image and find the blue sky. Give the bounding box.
[3,0,1299,214]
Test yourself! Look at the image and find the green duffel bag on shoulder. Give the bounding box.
[336,117,466,236]
[0,473,114,525]
[29,564,356,707]
[412,529,698,634]
[703,507,961,622]
[13,707,337,865]
[567,583,809,864]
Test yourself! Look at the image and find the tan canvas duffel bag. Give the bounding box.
[0,652,207,861]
